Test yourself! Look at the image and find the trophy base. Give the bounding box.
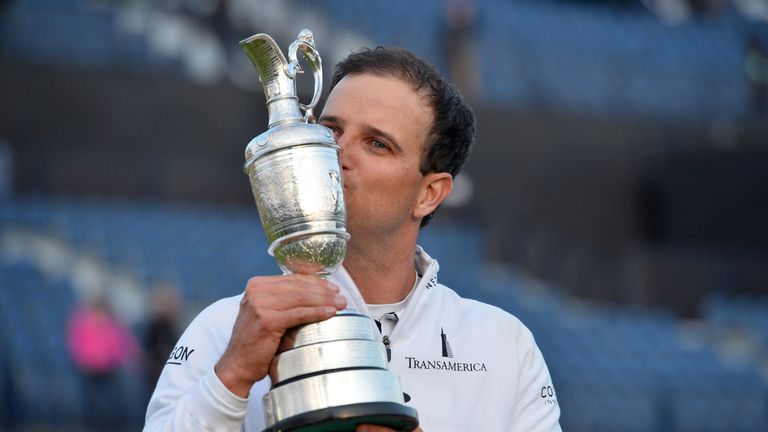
[262,401,418,432]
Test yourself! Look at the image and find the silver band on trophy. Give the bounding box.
[240,30,419,431]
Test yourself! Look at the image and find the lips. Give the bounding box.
[340,175,352,191]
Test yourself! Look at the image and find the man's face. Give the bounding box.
[319,73,434,239]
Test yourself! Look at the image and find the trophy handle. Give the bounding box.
[287,29,323,123]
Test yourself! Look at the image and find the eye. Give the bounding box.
[370,138,390,152]
[370,139,390,151]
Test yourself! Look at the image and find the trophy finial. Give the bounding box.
[297,29,314,44]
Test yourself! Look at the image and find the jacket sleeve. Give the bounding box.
[143,297,249,432]
[510,324,562,432]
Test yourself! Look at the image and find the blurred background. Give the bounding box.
[1,0,768,430]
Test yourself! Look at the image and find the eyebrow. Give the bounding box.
[319,115,402,153]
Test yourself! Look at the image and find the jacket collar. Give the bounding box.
[328,245,440,319]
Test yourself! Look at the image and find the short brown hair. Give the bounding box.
[330,47,476,226]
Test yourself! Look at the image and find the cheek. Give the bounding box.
[394,167,424,202]
[350,161,422,208]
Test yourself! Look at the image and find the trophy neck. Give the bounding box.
[267,96,305,128]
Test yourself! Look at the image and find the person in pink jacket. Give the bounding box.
[67,293,141,428]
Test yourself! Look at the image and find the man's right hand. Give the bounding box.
[214,275,347,397]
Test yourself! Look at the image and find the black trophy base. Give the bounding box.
[263,401,419,432]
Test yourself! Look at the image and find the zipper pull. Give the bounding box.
[382,335,391,362]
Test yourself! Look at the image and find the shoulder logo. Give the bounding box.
[541,385,558,407]
[425,275,438,290]
[440,328,454,358]
[167,345,195,365]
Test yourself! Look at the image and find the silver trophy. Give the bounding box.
[241,30,419,431]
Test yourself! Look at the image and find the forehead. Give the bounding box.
[323,73,433,151]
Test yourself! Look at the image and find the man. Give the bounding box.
[144,47,561,431]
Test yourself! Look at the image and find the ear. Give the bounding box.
[413,172,453,220]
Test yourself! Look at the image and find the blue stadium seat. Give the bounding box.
[4,193,768,428]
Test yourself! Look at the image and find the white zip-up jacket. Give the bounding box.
[145,247,561,431]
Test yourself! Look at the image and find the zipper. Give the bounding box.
[379,312,399,363]
[382,335,392,362]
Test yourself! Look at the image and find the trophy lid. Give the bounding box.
[243,122,338,173]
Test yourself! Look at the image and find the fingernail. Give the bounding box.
[335,294,347,308]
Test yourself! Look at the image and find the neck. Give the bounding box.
[344,230,419,304]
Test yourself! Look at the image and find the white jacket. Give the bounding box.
[144,247,561,431]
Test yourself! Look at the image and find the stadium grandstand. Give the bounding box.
[1,0,768,430]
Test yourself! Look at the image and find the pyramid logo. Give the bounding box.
[441,328,454,358]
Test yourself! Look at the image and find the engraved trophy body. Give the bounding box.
[240,30,418,431]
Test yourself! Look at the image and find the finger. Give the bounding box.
[287,274,341,293]
[263,274,339,294]
[275,283,346,310]
[248,274,340,299]
[256,286,346,312]
[270,305,340,330]
[245,278,344,310]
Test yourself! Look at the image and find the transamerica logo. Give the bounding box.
[405,357,487,372]
[405,328,487,372]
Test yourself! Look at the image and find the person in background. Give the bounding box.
[67,292,141,429]
[143,281,183,400]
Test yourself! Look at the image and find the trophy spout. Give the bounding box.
[240,34,303,127]
[240,30,323,127]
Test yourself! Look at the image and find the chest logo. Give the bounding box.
[403,328,488,372]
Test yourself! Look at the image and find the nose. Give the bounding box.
[336,134,352,170]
